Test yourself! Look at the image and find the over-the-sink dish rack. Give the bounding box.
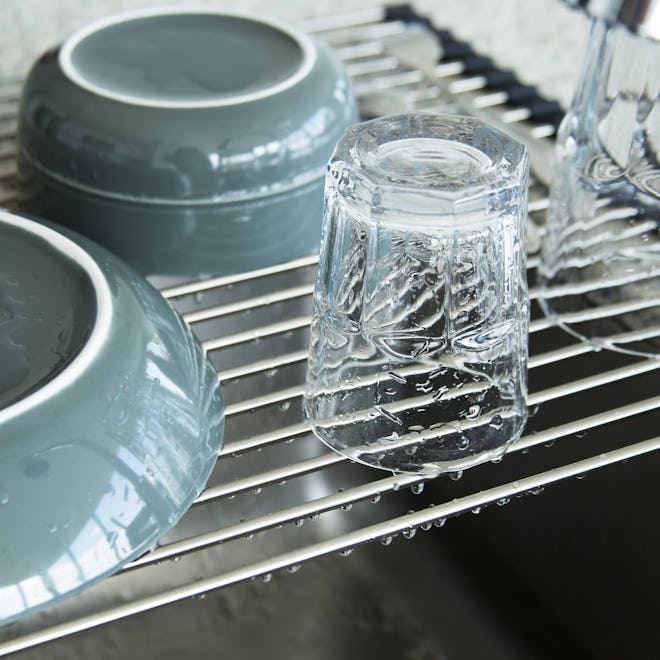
[0,5,658,655]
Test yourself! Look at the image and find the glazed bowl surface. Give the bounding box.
[0,209,224,623]
[18,9,358,278]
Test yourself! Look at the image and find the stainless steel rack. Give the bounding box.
[0,6,658,656]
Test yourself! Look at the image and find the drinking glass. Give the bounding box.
[304,113,530,475]
[537,18,660,357]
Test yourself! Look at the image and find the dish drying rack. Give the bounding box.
[0,5,658,655]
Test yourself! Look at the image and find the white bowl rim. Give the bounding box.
[58,7,318,110]
[0,210,113,425]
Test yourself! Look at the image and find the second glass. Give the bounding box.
[304,113,529,475]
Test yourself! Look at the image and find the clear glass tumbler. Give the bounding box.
[538,19,660,357]
[304,113,529,475]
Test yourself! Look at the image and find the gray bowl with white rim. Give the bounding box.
[17,8,358,279]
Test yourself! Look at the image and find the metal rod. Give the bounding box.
[184,284,314,324]
[203,317,310,352]
[126,395,660,570]
[193,453,345,504]
[219,349,309,382]
[162,255,319,299]
[3,438,656,657]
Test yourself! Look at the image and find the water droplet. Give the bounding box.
[576,473,586,480]
[471,506,482,515]
[410,483,424,495]
[287,564,301,573]
[528,404,541,418]
[496,497,510,507]
[489,414,504,429]
[415,380,433,394]
[194,292,204,305]
[392,482,400,491]
[21,457,50,479]
[433,518,446,528]
[458,436,470,451]
[338,548,354,557]
[380,535,393,546]
[47,523,57,534]
[294,518,305,527]
[172,555,181,563]
[544,440,555,448]
[465,405,480,419]
[387,371,407,384]
[252,487,263,495]
[512,481,520,489]
[246,533,255,541]
[279,401,291,412]
[261,573,273,583]
[0,488,8,506]
[369,493,382,504]
[265,368,278,378]
[432,386,449,401]
[421,522,433,531]
[449,470,463,481]
[402,527,417,539]
[575,431,587,439]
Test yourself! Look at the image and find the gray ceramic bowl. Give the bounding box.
[0,209,224,623]
[17,8,358,279]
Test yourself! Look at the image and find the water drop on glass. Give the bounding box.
[489,414,504,429]
[465,405,480,419]
[449,470,463,481]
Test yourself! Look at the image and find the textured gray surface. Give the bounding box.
[1,0,589,106]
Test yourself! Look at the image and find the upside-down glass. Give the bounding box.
[304,114,529,475]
